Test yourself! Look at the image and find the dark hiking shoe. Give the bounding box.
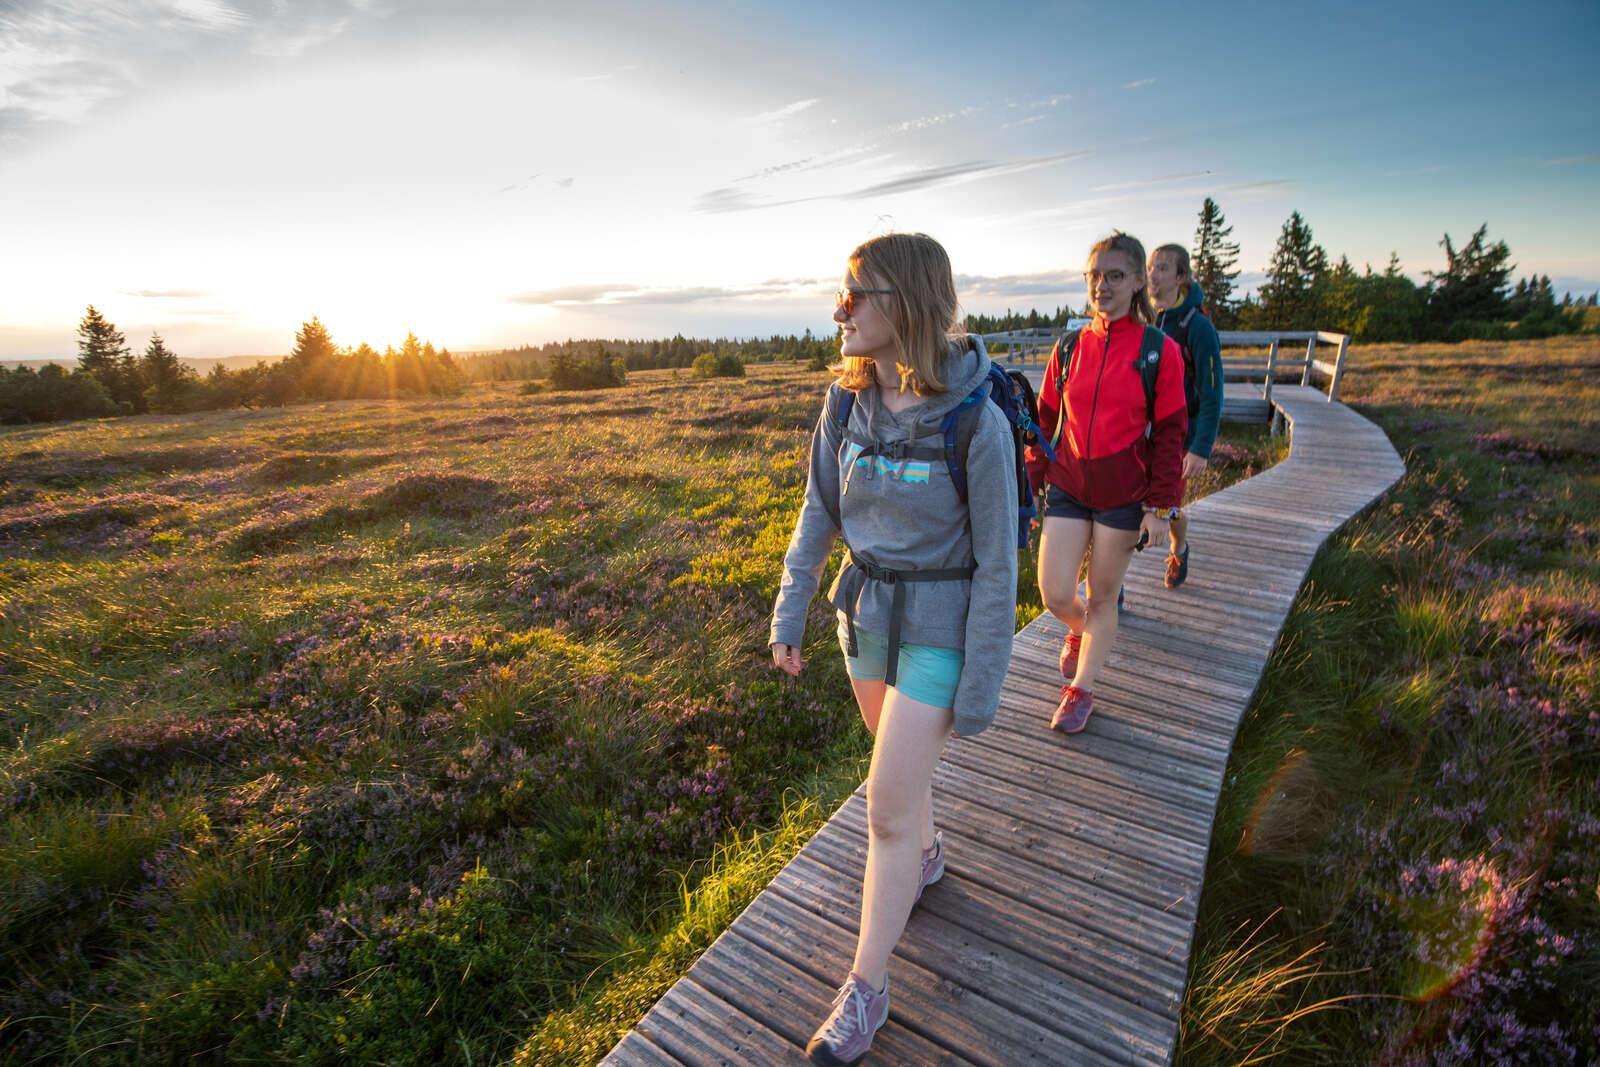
[807,972,889,1066]
[1165,544,1190,589]
[915,833,945,903]
[1050,685,1094,733]
[1058,632,1082,678]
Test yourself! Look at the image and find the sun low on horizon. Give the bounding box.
[1,0,1596,361]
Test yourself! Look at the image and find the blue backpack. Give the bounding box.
[829,340,1055,550]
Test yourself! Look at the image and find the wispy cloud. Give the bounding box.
[124,288,209,298]
[699,150,1090,213]
[1542,153,1599,167]
[1000,114,1047,130]
[746,97,820,124]
[956,269,1085,301]
[839,151,1088,200]
[494,173,577,195]
[884,106,979,134]
[1123,78,1156,89]
[164,0,250,32]
[0,0,381,150]
[506,278,828,307]
[1089,170,1214,192]
[733,144,890,184]
[568,64,640,85]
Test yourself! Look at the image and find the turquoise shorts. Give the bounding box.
[836,612,964,710]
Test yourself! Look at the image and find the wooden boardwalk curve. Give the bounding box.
[605,384,1404,1065]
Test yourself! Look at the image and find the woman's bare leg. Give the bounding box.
[850,688,954,990]
[851,677,934,850]
[1038,516,1092,631]
[1074,522,1142,689]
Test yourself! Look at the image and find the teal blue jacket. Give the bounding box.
[1154,280,1224,459]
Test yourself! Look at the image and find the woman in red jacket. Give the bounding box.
[1025,232,1187,733]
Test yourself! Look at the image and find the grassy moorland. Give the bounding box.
[0,361,1285,1065]
[1179,337,1599,1064]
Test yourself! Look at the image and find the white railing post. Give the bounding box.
[1327,334,1350,402]
[1301,334,1317,387]
[1263,338,1279,407]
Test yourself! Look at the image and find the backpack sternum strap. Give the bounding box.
[841,546,974,687]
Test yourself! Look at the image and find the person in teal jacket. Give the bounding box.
[1148,244,1223,589]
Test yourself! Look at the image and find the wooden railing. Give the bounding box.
[1214,330,1352,403]
[981,325,1353,403]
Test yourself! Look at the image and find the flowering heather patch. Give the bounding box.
[1183,337,1600,1065]
[0,491,186,546]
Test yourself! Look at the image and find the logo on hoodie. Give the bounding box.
[841,442,931,485]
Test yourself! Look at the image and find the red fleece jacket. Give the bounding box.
[1024,314,1188,510]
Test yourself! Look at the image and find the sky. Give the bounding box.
[1,0,1597,360]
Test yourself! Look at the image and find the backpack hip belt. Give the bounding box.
[839,545,974,688]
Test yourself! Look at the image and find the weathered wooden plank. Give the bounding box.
[688,929,969,1066]
[796,815,1191,1016]
[635,977,803,1066]
[1002,658,1243,744]
[918,766,1210,907]
[604,1029,682,1066]
[737,886,1104,1065]
[774,846,1171,1065]
[957,716,1221,815]
[940,733,1212,839]
[1013,621,1267,700]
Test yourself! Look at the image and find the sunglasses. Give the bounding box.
[835,287,895,316]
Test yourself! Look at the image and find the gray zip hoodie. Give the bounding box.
[769,337,1018,737]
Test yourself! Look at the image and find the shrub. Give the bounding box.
[548,351,626,391]
[691,352,745,379]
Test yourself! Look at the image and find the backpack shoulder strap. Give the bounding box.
[1138,325,1166,428]
[939,374,994,505]
[1047,327,1081,449]
[826,382,854,432]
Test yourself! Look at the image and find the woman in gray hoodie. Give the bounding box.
[769,232,1018,1066]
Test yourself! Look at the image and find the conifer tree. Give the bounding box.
[76,305,127,387]
[1191,197,1241,325]
[140,332,196,412]
[1425,224,1513,328]
[1256,210,1327,329]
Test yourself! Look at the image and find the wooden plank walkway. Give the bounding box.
[604,384,1404,1065]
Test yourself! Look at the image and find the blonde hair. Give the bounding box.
[1089,231,1155,325]
[834,232,962,395]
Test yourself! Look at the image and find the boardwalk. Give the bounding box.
[605,384,1404,1065]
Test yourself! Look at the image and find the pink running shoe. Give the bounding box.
[1051,685,1094,733]
[807,971,889,1066]
[914,832,945,904]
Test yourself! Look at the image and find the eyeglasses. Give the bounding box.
[1083,269,1129,286]
[835,288,894,316]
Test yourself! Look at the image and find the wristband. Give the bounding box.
[1142,505,1180,520]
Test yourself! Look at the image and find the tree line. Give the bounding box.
[964,200,1596,342]
[456,330,838,382]
[1182,200,1592,341]
[1,311,465,424]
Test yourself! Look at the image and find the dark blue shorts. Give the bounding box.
[1042,484,1142,531]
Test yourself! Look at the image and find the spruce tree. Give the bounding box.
[1425,224,1513,329]
[1191,197,1241,325]
[281,317,340,399]
[76,305,127,387]
[75,304,152,412]
[1256,210,1327,329]
[140,332,195,412]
